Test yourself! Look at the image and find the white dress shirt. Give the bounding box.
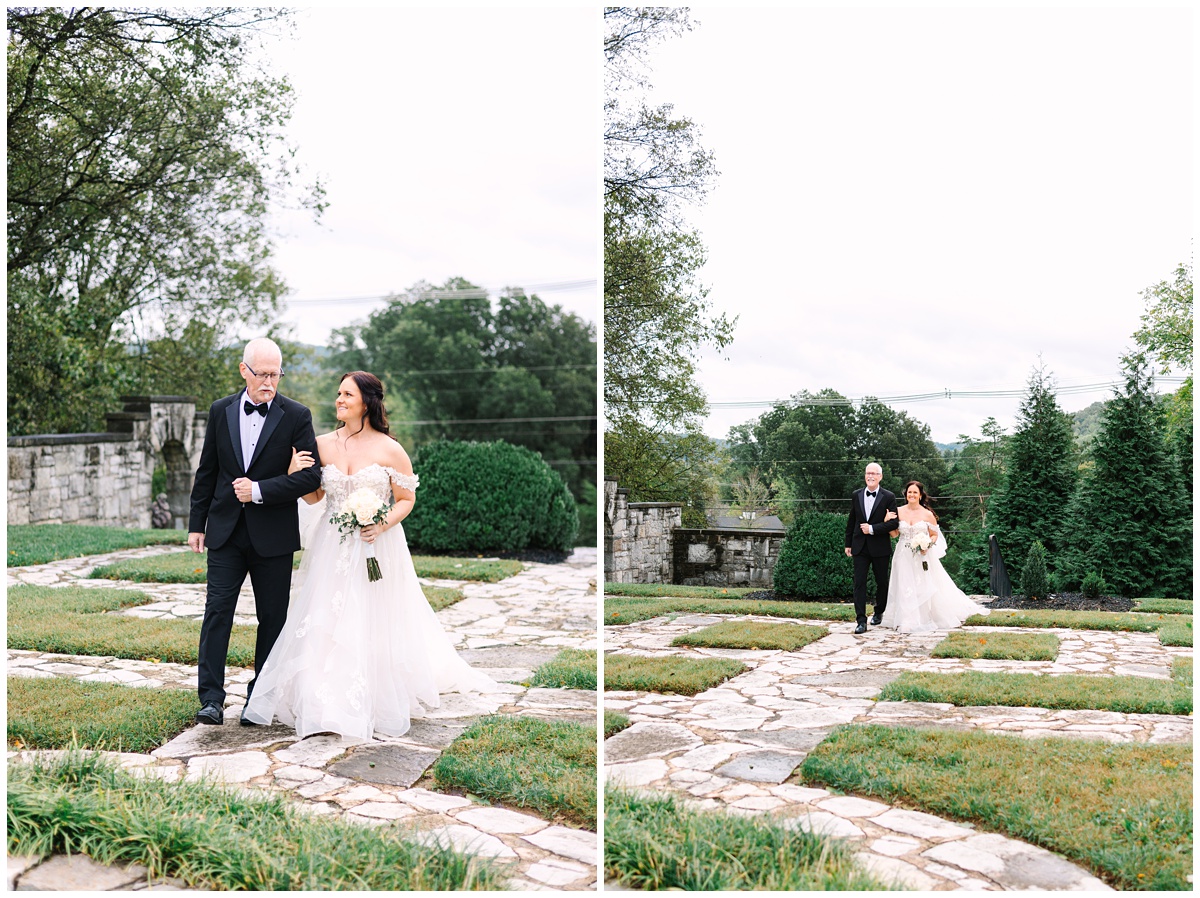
[239,390,269,504]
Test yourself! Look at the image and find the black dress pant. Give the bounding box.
[196,512,293,706]
[852,552,890,624]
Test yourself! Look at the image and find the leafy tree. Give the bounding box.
[980,365,1078,580]
[1134,262,1192,481]
[331,278,596,499]
[7,8,321,435]
[604,425,723,528]
[939,418,1007,534]
[1059,353,1191,598]
[725,390,948,513]
[603,8,735,505]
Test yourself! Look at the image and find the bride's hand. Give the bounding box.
[289,449,315,474]
[884,509,898,521]
[360,522,386,543]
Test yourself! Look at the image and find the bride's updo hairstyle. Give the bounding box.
[903,480,937,520]
[338,371,390,436]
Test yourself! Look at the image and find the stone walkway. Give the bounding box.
[604,606,1192,891]
[8,546,599,891]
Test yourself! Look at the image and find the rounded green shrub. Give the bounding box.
[773,513,856,599]
[1021,540,1051,599]
[405,440,578,552]
[1081,571,1108,598]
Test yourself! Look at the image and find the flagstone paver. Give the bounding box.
[604,604,1191,892]
[7,546,599,891]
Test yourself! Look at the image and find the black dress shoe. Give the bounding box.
[854,622,867,635]
[240,707,260,727]
[195,702,224,725]
[870,614,883,626]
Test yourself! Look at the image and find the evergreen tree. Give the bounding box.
[1060,353,1191,598]
[984,365,1078,578]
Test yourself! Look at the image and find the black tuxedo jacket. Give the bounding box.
[188,392,322,556]
[845,487,899,557]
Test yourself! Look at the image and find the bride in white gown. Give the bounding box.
[243,371,495,741]
[879,480,987,633]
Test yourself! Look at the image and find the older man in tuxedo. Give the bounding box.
[188,337,321,725]
[844,462,899,634]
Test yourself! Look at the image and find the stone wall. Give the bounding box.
[672,528,785,588]
[8,397,206,530]
[603,477,682,583]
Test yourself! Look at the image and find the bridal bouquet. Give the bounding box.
[330,488,391,581]
[908,531,931,571]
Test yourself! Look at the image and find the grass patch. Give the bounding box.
[605,653,747,696]
[8,751,504,890]
[90,552,513,584]
[604,582,757,599]
[8,525,188,567]
[423,585,465,612]
[606,595,854,626]
[605,788,886,890]
[529,649,596,690]
[410,556,524,582]
[671,620,829,652]
[604,710,631,738]
[802,724,1192,890]
[878,670,1191,715]
[1132,598,1192,615]
[968,608,1190,632]
[931,630,1059,661]
[1172,657,1192,689]
[1157,620,1193,647]
[8,585,256,665]
[8,678,198,753]
[432,715,596,829]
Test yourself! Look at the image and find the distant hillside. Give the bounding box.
[1071,399,1107,444]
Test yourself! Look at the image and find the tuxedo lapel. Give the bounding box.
[249,397,285,470]
[224,396,245,473]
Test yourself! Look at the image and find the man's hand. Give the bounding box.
[232,477,254,503]
[188,532,206,553]
[860,523,871,535]
[844,547,853,557]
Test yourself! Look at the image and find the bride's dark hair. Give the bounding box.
[337,371,390,436]
[902,480,937,520]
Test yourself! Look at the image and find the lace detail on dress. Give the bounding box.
[897,520,932,548]
[321,463,416,516]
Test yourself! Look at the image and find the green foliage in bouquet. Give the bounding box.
[405,440,578,553]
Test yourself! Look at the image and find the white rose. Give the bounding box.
[344,489,383,525]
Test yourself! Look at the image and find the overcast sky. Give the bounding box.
[265,8,599,346]
[644,6,1192,444]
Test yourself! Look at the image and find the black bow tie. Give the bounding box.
[244,401,268,417]
[866,491,876,498]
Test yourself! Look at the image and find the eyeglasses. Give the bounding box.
[245,363,285,382]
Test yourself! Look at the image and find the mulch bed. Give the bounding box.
[743,590,1136,613]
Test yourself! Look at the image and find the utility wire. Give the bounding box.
[284,279,597,306]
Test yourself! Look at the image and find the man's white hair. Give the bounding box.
[243,337,282,365]
[865,462,883,474]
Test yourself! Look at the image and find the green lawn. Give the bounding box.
[604,653,747,696]
[606,595,854,626]
[89,551,518,584]
[8,751,505,890]
[802,724,1192,891]
[1132,598,1192,615]
[970,609,1192,646]
[8,678,198,753]
[431,715,596,829]
[529,649,597,690]
[931,630,1059,661]
[604,710,632,739]
[671,620,829,652]
[8,585,256,666]
[604,582,757,599]
[605,788,887,890]
[9,525,187,567]
[878,669,1192,715]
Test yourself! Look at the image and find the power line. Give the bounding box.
[706,377,1188,411]
[394,415,596,426]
